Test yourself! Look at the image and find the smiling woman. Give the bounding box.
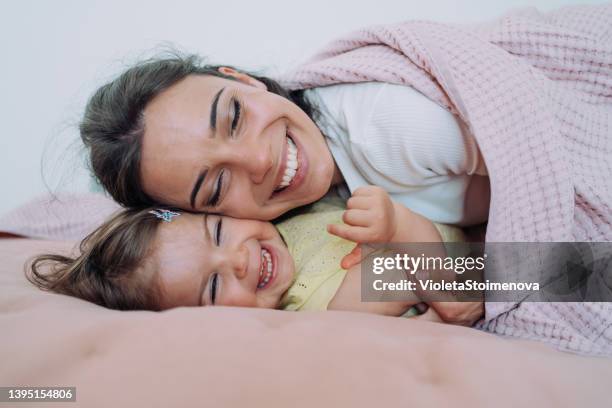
[81,54,338,220]
[81,50,491,227]
[139,71,339,220]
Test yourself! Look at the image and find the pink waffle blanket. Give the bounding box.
[281,4,612,355]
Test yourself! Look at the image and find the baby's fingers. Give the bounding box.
[346,196,373,210]
[342,209,371,227]
[327,223,372,243]
[352,185,385,197]
[340,245,362,270]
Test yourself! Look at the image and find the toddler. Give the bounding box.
[28,187,468,318]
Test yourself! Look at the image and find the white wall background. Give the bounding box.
[0,0,604,215]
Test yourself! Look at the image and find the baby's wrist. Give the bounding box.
[390,201,415,242]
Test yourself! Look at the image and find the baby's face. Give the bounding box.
[151,213,295,310]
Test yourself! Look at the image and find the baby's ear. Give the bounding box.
[218,67,267,90]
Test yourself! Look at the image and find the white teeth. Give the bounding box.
[258,249,273,289]
[277,136,299,190]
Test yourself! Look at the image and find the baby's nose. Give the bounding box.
[226,245,249,280]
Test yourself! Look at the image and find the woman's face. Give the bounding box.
[140,70,337,220]
[152,213,295,310]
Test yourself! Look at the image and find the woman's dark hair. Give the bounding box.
[80,53,317,208]
[26,208,167,311]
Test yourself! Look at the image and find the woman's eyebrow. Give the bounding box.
[209,87,225,137]
[190,169,208,209]
[189,87,225,209]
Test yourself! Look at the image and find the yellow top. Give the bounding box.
[275,196,466,312]
[276,198,352,311]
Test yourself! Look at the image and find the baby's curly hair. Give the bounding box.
[26,208,171,311]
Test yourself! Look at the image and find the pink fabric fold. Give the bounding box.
[0,193,120,241]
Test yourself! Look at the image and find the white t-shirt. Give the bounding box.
[306,82,489,225]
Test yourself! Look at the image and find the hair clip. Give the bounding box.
[149,209,181,222]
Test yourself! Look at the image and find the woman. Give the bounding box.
[80,4,612,338]
[82,59,488,225]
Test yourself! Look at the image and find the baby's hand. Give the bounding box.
[328,186,397,243]
[327,186,398,269]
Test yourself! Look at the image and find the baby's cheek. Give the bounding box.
[221,295,258,308]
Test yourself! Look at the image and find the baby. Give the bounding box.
[28,187,469,318]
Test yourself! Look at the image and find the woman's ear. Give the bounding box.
[218,67,267,90]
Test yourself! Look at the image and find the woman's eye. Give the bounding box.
[230,98,241,136]
[209,273,219,305]
[207,169,224,207]
[215,218,223,246]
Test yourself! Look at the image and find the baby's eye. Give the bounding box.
[209,273,219,305]
[215,218,223,246]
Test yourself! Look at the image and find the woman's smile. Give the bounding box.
[140,73,338,220]
[271,130,307,198]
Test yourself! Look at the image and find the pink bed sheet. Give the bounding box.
[1,238,610,407]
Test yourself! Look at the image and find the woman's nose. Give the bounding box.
[243,143,273,184]
[222,128,273,184]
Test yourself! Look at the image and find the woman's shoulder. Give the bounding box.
[306,82,389,145]
[307,81,432,108]
[309,81,451,143]
[308,81,386,97]
[306,82,385,118]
